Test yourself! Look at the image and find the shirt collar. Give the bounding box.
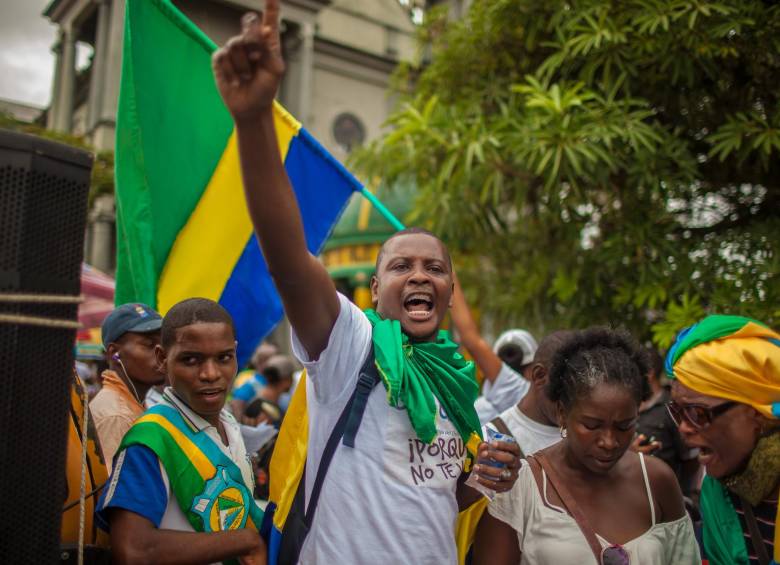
[100,369,145,411]
[161,387,223,433]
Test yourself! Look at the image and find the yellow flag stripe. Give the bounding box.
[269,371,310,528]
[135,413,216,479]
[157,105,301,314]
[456,498,488,565]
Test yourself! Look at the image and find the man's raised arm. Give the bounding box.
[212,0,339,359]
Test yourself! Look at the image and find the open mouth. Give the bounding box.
[198,388,225,402]
[403,293,434,321]
[698,446,714,465]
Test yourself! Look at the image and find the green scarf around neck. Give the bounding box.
[364,309,482,448]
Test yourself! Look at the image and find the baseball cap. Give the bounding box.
[493,329,538,367]
[101,303,163,347]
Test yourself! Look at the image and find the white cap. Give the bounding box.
[493,329,538,367]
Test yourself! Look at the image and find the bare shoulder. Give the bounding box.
[643,454,686,522]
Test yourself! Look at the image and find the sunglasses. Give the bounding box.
[602,544,630,565]
[666,400,737,430]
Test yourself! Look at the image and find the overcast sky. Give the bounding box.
[0,1,417,109]
[0,0,91,108]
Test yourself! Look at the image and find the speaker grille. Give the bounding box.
[0,129,92,563]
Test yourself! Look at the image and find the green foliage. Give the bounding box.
[651,293,705,347]
[352,0,780,344]
[0,112,114,205]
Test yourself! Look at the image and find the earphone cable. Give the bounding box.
[116,357,143,405]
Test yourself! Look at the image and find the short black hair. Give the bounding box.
[161,298,236,348]
[534,330,575,369]
[644,347,665,381]
[374,227,453,273]
[547,327,650,412]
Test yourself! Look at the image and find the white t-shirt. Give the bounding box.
[486,404,561,457]
[475,363,531,424]
[292,294,467,565]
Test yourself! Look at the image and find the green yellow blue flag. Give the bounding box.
[114,0,361,364]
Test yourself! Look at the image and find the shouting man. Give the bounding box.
[211,2,520,563]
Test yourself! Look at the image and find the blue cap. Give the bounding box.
[101,303,163,347]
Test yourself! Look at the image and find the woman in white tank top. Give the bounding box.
[472,327,700,564]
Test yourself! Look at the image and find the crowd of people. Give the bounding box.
[64,2,780,564]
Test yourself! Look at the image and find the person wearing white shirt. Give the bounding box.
[449,275,539,424]
[210,6,523,562]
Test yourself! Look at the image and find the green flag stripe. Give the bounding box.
[120,420,206,530]
[115,0,233,306]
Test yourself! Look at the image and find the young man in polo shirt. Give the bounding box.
[90,303,166,469]
[97,298,266,564]
[211,3,520,563]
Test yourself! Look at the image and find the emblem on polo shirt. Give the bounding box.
[191,466,251,531]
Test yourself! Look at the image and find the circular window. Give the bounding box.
[332,113,366,152]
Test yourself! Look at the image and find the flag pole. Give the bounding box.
[359,187,406,231]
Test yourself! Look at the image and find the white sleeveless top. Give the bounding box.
[488,454,700,564]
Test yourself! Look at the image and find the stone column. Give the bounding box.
[47,33,64,130]
[92,0,125,149]
[87,0,111,132]
[55,25,77,132]
[296,20,314,123]
[88,195,116,273]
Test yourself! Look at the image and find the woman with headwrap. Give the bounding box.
[666,315,780,565]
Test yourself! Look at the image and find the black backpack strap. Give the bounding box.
[342,349,379,448]
[303,347,379,525]
[279,347,381,564]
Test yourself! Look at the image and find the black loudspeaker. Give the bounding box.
[0,129,92,563]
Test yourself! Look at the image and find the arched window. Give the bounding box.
[332,113,366,153]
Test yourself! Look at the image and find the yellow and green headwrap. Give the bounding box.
[666,315,780,565]
[665,315,780,418]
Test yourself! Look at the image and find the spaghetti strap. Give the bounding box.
[638,453,656,526]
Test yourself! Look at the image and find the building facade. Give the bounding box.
[322,181,413,308]
[43,0,417,272]
[0,98,44,123]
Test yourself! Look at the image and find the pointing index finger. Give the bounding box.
[262,0,280,31]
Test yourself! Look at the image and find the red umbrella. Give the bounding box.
[80,263,115,301]
[77,264,115,342]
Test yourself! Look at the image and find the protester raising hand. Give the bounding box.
[212,0,341,359]
[212,6,522,562]
[212,0,285,121]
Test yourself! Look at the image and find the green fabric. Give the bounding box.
[119,420,207,533]
[364,309,481,445]
[115,0,232,306]
[700,475,750,565]
[668,315,766,368]
[117,405,263,552]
